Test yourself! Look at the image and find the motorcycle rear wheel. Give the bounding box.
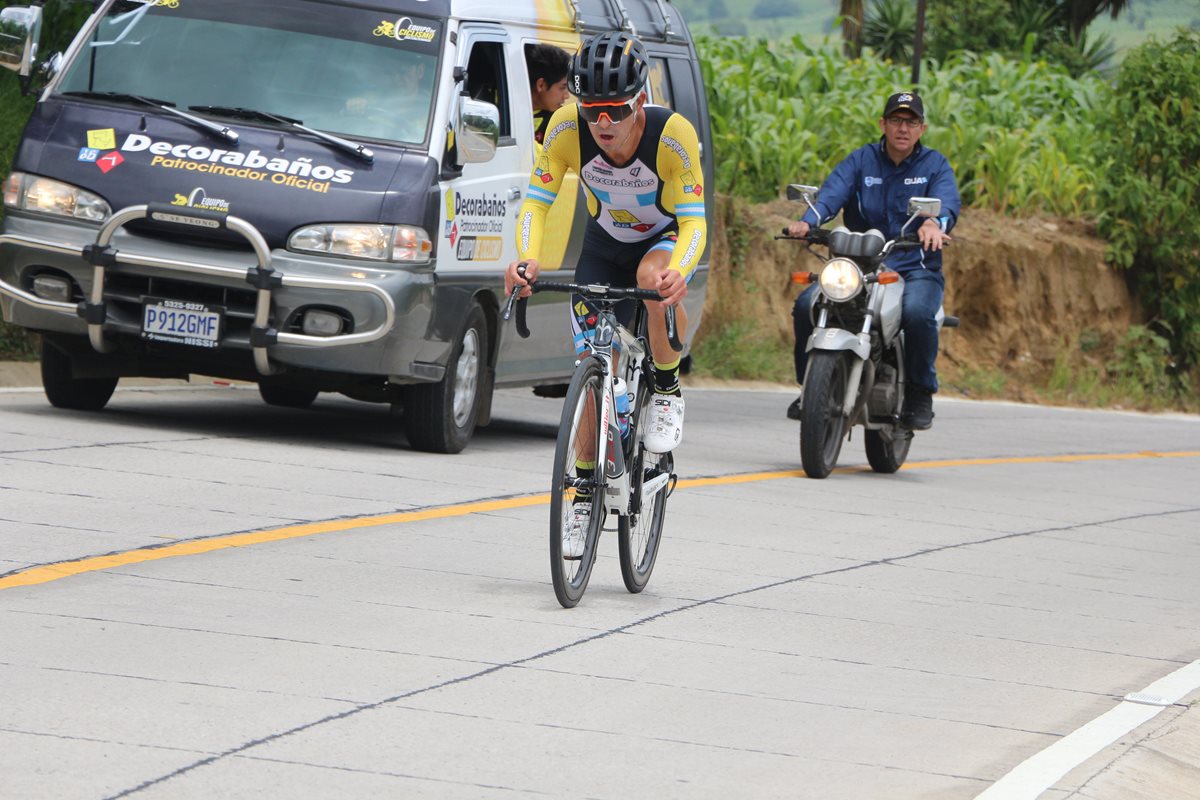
[799,352,848,479]
[865,427,912,473]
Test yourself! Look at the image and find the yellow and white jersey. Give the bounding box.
[517,104,707,280]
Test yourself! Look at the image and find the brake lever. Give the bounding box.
[665,305,682,352]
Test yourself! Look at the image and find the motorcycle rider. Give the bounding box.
[786,91,960,430]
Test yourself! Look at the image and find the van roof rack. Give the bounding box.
[606,0,637,34]
[653,0,675,37]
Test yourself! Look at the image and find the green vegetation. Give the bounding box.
[699,34,1105,216]
[1095,29,1200,390]
[678,0,1196,65]
[689,321,795,383]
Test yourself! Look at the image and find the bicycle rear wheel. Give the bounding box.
[618,381,672,593]
[550,357,607,608]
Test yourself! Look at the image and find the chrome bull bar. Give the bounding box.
[0,205,396,375]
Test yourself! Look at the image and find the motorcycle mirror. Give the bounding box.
[900,197,942,236]
[906,197,941,218]
[786,184,819,203]
[787,184,821,226]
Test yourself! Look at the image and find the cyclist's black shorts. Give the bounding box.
[570,220,679,355]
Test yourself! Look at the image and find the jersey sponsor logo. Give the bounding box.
[904,176,929,185]
[864,176,882,187]
[609,209,654,233]
[661,135,692,170]
[582,158,657,190]
[543,119,575,150]
[534,156,554,184]
[519,211,533,253]
[629,167,642,177]
[681,170,703,197]
[77,147,101,163]
[677,228,703,270]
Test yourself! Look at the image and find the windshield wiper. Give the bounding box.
[189,105,374,164]
[62,91,239,144]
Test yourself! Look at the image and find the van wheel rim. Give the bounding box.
[452,329,480,428]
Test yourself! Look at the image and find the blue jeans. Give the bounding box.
[791,269,945,393]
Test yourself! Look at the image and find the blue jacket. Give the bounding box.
[801,139,961,274]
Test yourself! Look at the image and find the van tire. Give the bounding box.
[404,305,487,454]
[41,339,118,411]
[258,383,318,409]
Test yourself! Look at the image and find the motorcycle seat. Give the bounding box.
[827,226,886,259]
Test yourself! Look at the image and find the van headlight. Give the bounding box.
[819,258,864,302]
[288,223,432,264]
[3,172,111,223]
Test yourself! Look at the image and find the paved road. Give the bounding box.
[1,381,1198,799]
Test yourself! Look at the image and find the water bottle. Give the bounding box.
[614,377,632,441]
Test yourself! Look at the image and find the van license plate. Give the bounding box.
[141,298,223,348]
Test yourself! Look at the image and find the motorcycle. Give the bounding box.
[780,183,958,479]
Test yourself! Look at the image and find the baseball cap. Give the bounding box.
[883,92,924,120]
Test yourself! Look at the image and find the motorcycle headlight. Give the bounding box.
[288,223,432,264]
[819,258,864,302]
[3,172,111,223]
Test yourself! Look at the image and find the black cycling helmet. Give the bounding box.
[570,31,649,102]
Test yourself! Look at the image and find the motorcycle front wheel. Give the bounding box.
[865,427,912,473]
[799,351,849,479]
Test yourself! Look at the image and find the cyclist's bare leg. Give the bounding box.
[636,249,689,366]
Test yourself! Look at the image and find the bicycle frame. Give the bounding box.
[589,304,653,519]
[503,278,680,521]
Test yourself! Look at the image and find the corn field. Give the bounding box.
[698,35,1107,217]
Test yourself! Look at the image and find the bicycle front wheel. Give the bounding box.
[619,380,671,593]
[550,356,607,608]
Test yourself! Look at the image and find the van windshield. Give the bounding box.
[55,0,442,146]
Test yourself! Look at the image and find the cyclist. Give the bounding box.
[505,31,707,557]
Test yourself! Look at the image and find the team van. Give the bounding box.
[0,0,712,452]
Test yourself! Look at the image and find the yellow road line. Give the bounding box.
[2,450,1198,592]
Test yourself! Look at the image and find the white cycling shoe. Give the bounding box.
[643,394,685,454]
[561,502,590,560]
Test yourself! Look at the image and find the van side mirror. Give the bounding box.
[0,5,43,80]
[454,96,499,166]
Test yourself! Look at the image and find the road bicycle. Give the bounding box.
[504,271,681,608]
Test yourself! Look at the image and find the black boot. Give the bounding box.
[902,387,934,430]
[786,393,803,420]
